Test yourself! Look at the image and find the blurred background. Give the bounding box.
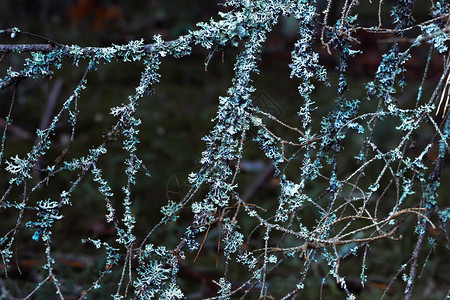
[0,0,449,299]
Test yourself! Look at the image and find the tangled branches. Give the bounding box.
[0,0,449,299]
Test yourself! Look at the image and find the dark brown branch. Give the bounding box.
[0,38,185,90]
[0,44,59,53]
[0,40,184,55]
